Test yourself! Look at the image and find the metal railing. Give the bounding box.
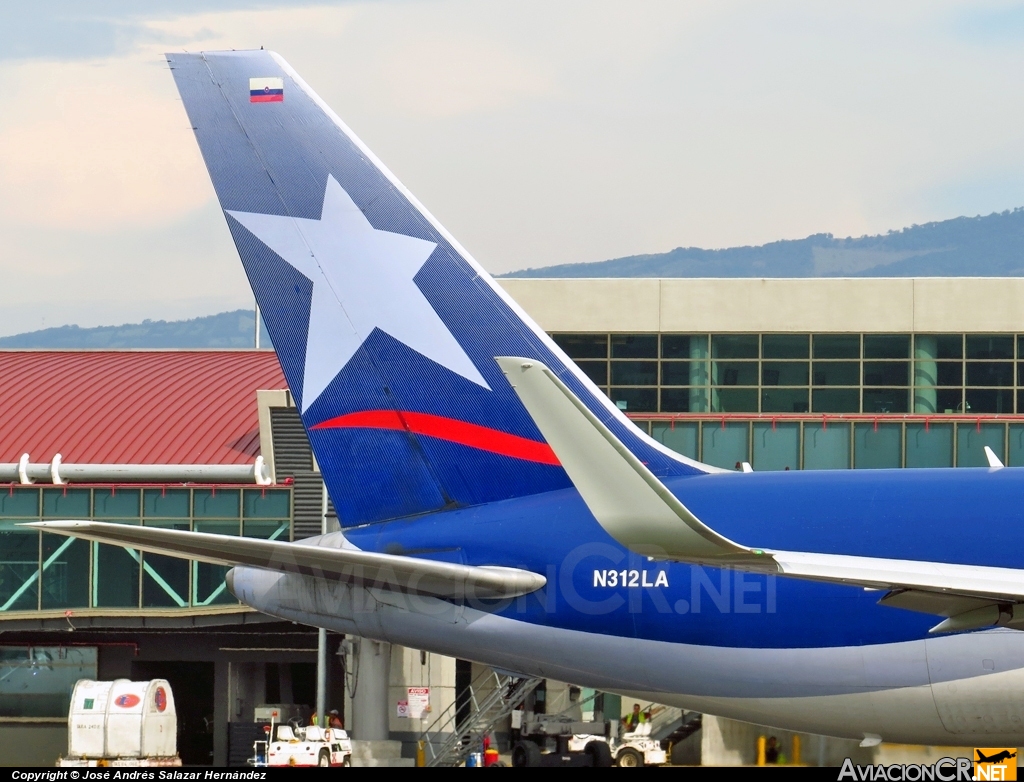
[418,670,541,767]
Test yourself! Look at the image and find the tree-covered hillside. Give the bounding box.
[0,309,271,349]
[503,208,1024,278]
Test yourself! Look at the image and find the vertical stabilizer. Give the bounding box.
[168,50,709,526]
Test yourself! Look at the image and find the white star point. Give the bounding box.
[227,176,488,410]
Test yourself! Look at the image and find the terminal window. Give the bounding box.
[551,332,1024,415]
[0,487,291,616]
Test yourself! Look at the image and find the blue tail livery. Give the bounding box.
[32,49,1024,747]
[165,49,708,527]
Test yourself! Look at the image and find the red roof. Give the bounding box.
[0,351,287,465]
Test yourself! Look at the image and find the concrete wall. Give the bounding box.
[387,646,456,756]
[698,715,980,767]
[499,277,1024,334]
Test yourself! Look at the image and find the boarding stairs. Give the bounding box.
[418,670,542,767]
[648,705,702,747]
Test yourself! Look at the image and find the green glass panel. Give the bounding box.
[712,335,758,359]
[863,388,909,414]
[194,562,235,606]
[575,361,607,386]
[610,361,657,385]
[142,553,189,607]
[915,388,962,415]
[194,520,239,537]
[94,543,140,608]
[905,424,954,468]
[965,388,1013,414]
[1007,425,1024,467]
[552,334,607,359]
[651,422,698,460]
[41,533,89,609]
[660,388,707,413]
[854,423,902,469]
[752,423,799,471]
[661,361,705,386]
[934,363,962,386]
[193,522,238,606]
[812,388,860,413]
[812,362,859,386]
[0,523,38,611]
[803,424,850,470]
[0,489,39,518]
[94,489,141,519]
[611,334,657,358]
[762,334,809,359]
[244,489,290,520]
[966,362,1013,387]
[243,519,290,540]
[144,489,189,519]
[712,361,758,386]
[762,362,808,386]
[966,335,1013,360]
[864,335,910,359]
[701,422,749,470]
[711,388,758,413]
[193,489,241,519]
[761,388,809,413]
[957,424,1005,467]
[141,519,189,607]
[42,489,90,519]
[813,335,859,359]
[863,362,909,386]
[917,334,962,360]
[0,646,97,718]
[661,335,707,359]
[609,388,656,412]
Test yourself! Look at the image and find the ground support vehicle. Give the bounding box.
[261,724,352,767]
[511,712,614,767]
[511,709,668,768]
[610,724,668,768]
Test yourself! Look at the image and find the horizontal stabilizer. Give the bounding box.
[773,550,1024,604]
[24,521,545,601]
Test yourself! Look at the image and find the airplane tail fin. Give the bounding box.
[168,49,709,526]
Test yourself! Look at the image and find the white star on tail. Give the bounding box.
[227,176,488,411]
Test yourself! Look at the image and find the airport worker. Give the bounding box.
[622,703,646,732]
[765,736,779,764]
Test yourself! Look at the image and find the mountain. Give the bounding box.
[0,309,272,349]
[5,208,1023,347]
[502,208,1024,278]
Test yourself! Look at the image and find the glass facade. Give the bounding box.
[642,419,1024,470]
[553,332,1023,414]
[0,646,97,718]
[0,486,291,614]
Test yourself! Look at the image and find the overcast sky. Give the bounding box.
[3,1,1024,336]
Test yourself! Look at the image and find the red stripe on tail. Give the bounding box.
[311,410,560,466]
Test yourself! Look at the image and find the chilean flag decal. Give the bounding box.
[250,77,283,102]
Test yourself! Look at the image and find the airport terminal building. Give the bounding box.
[4,276,1024,765]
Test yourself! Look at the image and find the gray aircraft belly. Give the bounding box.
[229,565,1024,744]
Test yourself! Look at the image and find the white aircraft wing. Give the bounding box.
[497,356,1024,633]
[23,520,545,601]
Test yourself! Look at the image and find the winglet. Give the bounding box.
[496,357,773,568]
[985,446,1004,469]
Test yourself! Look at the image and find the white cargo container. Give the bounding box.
[60,679,181,766]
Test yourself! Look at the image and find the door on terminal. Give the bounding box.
[132,661,214,765]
